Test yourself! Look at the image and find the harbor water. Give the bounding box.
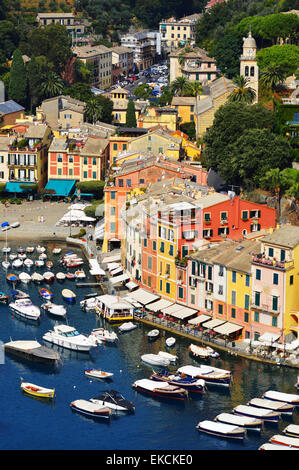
[0,243,298,451]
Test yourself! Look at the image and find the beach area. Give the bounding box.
[0,200,79,241]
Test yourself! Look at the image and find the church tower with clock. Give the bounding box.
[240,29,259,103]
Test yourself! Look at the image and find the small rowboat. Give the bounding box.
[21,381,55,399]
[269,434,299,449]
[283,424,299,438]
[39,288,53,300]
[189,343,219,359]
[166,337,176,348]
[215,413,262,432]
[56,272,66,281]
[132,378,187,401]
[0,291,9,303]
[43,272,55,283]
[158,351,177,363]
[62,289,76,303]
[84,368,114,380]
[52,248,61,255]
[70,399,111,420]
[11,289,29,299]
[19,272,31,284]
[263,390,299,406]
[26,247,35,253]
[248,397,294,415]
[6,273,19,284]
[46,261,53,269]
[35,260,44,267]
[75,270,86,279]
[147,329,159,339]
[65,273,75,280]
[233,404,281,423]
[31,272,44,283]
[259,443,297,450]
[196,420,246,440]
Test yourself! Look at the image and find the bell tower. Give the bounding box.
[240,29,259,103]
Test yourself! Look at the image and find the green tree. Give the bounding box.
[228,76,256,104]
[40,71,64,99]
[257,44,299,77]
[125,99,137,127]
[84,97,103,124]
[134,83,152,100]
[26,56,42,112]
[170,76,192,97]
[211,29,242,78]
[63,82,93,103]
[8,49,27,107]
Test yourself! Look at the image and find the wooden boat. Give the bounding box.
[39,288,53,300]
[263,390,299,406]
[46,261,53,269]
[12,258,23,268]
[21,381,55,399]
[26,247,35,253]
[23,258,34,267]
[36,246,46,253]
[6,273,19,284]
[2,259,10,269]
[52,248,61,255]
[18,253,27,260]
[0,291,9,303]
[84,368,114,380]
[215,413,262,432]
[177,365,232,387]
[4,340,60,365]
[259,443,297,450]
[248,397,294,415]
[189,343,219,359]
[11,289,29,299]
[269,434,299,448]
[75,270,86,279]
[70,399,111,420]
[35,260,44,267]
[31,272,44,283]
[283,424,299,438]
[39,253,47,260]
[56,272,66,281]
[43,271,55,283]
[196,420,246,440]
[233,404,281,423]
[147,329,159,339]
[150,370,206,393]
[132,378,187,400]
[166,337,176,348]
[62,289,76,303]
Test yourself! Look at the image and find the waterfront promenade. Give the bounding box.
[1,198,298,370]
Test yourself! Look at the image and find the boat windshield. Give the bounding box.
[64,330,80,337]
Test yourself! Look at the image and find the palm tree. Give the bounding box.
[188,81,203,140]
[40,71,64,99]
[260,168,288,219]
[259,64,286,109]
[228,75,256,104]
[170,76,192,97]
[84,97,103,124]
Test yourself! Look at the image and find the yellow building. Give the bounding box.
[128,128,183,160]
[73,45,112,90]
[159,14,201,50]
[104,87,145,125]
[138,107,178,132]
[157,218,178,300]
[171,96,196,124]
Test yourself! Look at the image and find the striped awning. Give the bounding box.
[201,318,226,330]
[213,322,243,336]
[188,314,212,325]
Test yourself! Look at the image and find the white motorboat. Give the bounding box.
[52,248,61,255]
[31,272,44,283]
[36,246,46,253]
[41,302,67,318]
[166,337,176,348]
[215,412,262,432]
[2,246,11,253]
[90,390,135,413]
[18,253,27,260]
[80,296,99,312]
[262,390,299,406]
[158,351,177,363]
[12,258,23,268]
[90,328,118,344]
[84,368,114,380]
[189,343,220,359]
[35,260,44,267]
[43,272,55,283]
[118,322,137,332]
[43,324,96,352]
[26,247,35,253]
[75,270,86,279]
[141,353,170,367]
[39,253,47,260]
[56,272,66,281]
[10,221,20,228]
[196,420,246,440]
[147,329,160,339]
[177,365,232,387]
[9,298,40,321]
[2,260,10,269]
[9,253,17,260]
[24,258,34,267]
[19,272,31,284]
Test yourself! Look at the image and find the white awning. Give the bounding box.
[125,281,139,291]
[258,332,281,344]
[107,262,121,271]
[102,254,121,263]
[109,273,130,285]
[89,258,105,276]
[213,322,243,336]
[170,306,198,320]
[161,303,186,315]
[146,299,174,312]
[188,314,212,325]
[201,318,226,330]
[129,288,160,305]
[110,266,123,276]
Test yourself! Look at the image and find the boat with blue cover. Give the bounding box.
[39,288,53,300]
[177,364,232,387]
[150,370,206,393]
[6,273,19,284]
[0,291,9,303]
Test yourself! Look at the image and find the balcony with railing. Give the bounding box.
[251,254,293,271]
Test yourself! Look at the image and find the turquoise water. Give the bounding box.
[0,243,298,451]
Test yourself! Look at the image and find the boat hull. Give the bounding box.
[43,334,93,352]
[132,383,186,401]
[70,402,111,420]
[233,409,280,423]
[21,383,55,399]
[196,425,245,440]
[9,305,40,321]
[4,343,60,365]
